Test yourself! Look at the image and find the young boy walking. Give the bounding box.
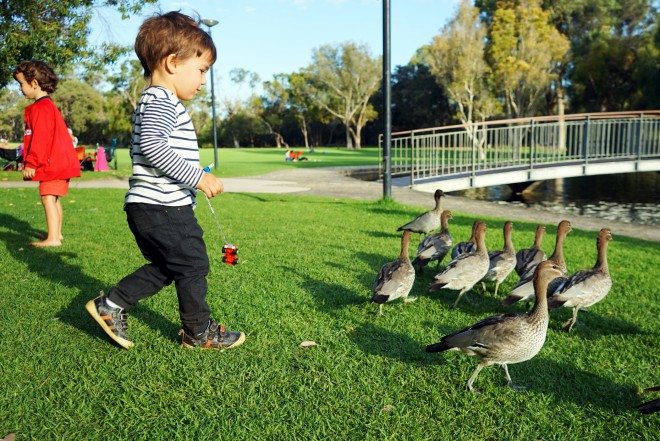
[13,61,80,247]
[86,11,245,350]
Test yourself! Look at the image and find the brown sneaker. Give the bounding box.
[85,293,134,349]
[181,320,245,350]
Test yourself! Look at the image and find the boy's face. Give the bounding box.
[169,51,213,101]
[15,73,41,100]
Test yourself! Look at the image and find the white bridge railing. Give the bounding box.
[379,111,660,192]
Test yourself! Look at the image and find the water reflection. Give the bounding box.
[451,172,659,226]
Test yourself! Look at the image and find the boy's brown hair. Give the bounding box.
[13,60,59,93]
[135,11,217,78]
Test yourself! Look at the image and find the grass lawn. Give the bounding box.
[0,147,380,182]
[0,187,658,440]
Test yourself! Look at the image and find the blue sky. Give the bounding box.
[90,0,457,99]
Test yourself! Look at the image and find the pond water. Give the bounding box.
[448,172,659,226]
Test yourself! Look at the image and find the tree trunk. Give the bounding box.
[349,125,361,149]
[345,124,353,149]
[298,116,310,150]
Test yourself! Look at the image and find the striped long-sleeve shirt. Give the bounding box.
[125,86,205,206]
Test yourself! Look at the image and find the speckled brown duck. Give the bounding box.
[481,221,517,297]
[372,229,416,315]
[426,260,563,393]
[450,220,478,260]
[515,224,546,277]
[502,220,572,306]
[412,210,453,273]
[397,189,445,234]
[429,221,490,307]
[548,227,613,332]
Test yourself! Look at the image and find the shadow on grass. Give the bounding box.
[548,309,643,338]
[349,322,436,366]
[0,213,179,346]
[524,358,638,413]
[424,283,506,316]
[287,267,367,316]
[364,230,400,239]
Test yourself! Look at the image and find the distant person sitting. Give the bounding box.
[284,149,293,161]
[292,150,308,161]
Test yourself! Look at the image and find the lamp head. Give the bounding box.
[201,18,219,27]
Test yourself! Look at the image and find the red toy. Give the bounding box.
[222,243,239,265]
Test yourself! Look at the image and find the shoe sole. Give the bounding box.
[181,332,246,350]
[85,298,134,349]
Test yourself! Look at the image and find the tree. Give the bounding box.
[0,0,156,89]
[286,72,329,150]
[390,62,453,131]
[425,0,499,159]
[218,68,266,147]
[52,78,106,143]
[261,75,291,148]
[0,89,27,141]
[488,0,569,118]
[554,0,658,111]
[304,42,381,149]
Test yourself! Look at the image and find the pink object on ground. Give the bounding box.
[94,147,109,171]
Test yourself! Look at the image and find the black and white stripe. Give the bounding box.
[125,86,204,206]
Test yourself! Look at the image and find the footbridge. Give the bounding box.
[379,111,660,193]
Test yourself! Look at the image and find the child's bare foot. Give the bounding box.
[30,239,62,247]
[37,232,63,241]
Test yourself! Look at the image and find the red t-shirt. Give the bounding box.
[23,97,80,181]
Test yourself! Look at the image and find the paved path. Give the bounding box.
[2,167,657,242]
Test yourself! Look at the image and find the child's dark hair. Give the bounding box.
[135,11,217,78]
[13,60,59,93]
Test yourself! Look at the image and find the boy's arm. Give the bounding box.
[23,105,53,171]
[139,98,205,188]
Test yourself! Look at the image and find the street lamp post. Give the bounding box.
[201,18,219,171]
[382,0,392,199]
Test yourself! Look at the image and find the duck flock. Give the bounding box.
[371,189,614,393]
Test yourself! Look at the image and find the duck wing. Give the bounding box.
[427,313,520,354]
[372,259,415,301]
[397,211,439,233]
[515,248,545,276]
[451,241,476,260]
[548,270,612,309]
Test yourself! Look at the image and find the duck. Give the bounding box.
[426,260,563,393]
[548,227,613,332]
[450,220,478,259]
[501,220,572,306]
[481,221,517,297]
[515,224,546,277]
[397,189,445,234]
[637,386,660,414]
[429,221,490,307]
[371,229,416,315]
[412,210,453,273]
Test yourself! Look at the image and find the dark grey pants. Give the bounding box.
[107,203,211,335]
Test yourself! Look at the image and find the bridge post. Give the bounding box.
[470,126,475,187]
[528,119,536,180]
[582,115,591,172]
[636,112,644,170]
[410,131,416,186]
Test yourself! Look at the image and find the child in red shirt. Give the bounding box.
[13,61,80,247]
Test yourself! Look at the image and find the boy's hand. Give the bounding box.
[197,172,224,198]
[22,167,35,180]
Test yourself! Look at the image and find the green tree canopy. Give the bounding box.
[304,42,381,149]
[0,0,156,89]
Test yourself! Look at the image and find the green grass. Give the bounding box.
[0,147,380,182]
[0,188,658,440]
